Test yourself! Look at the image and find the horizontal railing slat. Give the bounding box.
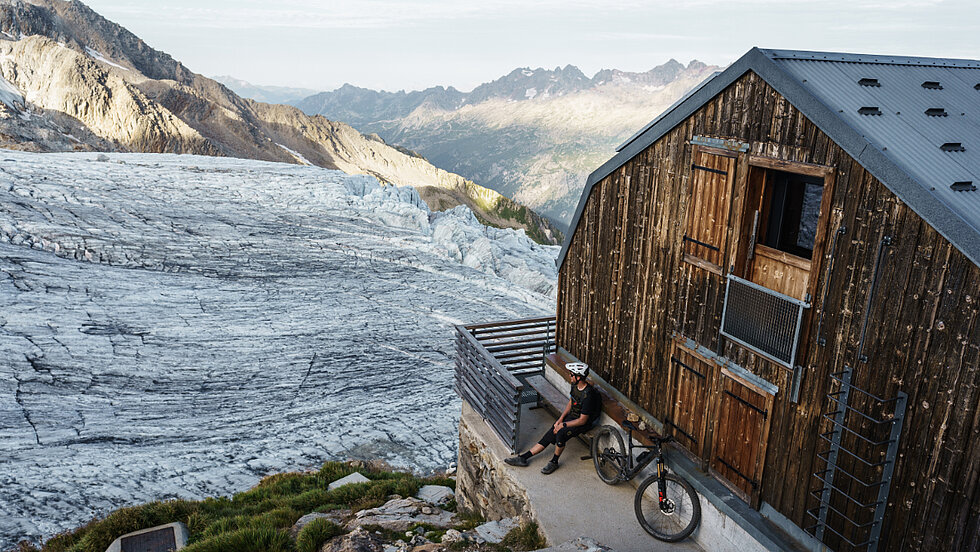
[454,316,555,453]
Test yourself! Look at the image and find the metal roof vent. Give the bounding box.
[922,81,943,90]
[859,78,881,87]
[941,143,966,152]
[925,108,948,117]
[858,107,883,116]
[951,181,976,192]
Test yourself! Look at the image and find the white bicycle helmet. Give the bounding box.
[567,362,589,377]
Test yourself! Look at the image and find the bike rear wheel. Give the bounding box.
[634,472,701,542]
[591,425,626,484]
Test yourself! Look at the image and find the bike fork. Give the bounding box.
[657,458,667,507]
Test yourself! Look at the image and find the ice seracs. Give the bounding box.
[0,151,556,548]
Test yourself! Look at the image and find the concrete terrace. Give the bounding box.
[461,402,704,552]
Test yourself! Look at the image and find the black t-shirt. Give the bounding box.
[569,383,601,424]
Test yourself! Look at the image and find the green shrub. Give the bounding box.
[39,463,456,552]
[182,526,292,552]
[72,500,196,552]
[500,522,545,551]
[295,519,344,552]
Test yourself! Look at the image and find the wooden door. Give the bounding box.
[666,345,713,460]
[684,147,736,270]
[709,369,774,508]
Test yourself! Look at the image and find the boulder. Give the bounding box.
[320,527,385,552]
[290,510,351,538]
[329,472,371,490]
[415,485,454,506]
[347,497,456,531]
[439,529,464,546]
[474,517,519,544]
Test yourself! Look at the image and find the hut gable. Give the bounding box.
[556,49,980,551]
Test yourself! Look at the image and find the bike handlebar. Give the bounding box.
[622,419,673,446]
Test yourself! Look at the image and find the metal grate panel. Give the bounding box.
[721,275,810,368]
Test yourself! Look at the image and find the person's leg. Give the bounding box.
[542,425,589,474]
[505,427,556,466]
[541,427,574,474]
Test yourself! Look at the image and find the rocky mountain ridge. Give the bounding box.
[291,60,719,228]
[0,0,561,244]
[292,60,708,126]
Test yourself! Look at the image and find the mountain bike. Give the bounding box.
[591,419,701,542]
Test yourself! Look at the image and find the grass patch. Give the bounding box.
[182,526,293,552]
[295,519,344,552]
[500,522,546,551]
[454,511,485,531]
[37,462,446,552]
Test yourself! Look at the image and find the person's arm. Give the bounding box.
[563,413,590,428]
[553,399,573,432]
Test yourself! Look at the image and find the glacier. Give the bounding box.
[0,152,558,547]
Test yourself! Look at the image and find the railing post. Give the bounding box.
[817,365,852,542]
[868,391,907,552]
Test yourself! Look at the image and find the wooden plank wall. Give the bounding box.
[556,71,980,551]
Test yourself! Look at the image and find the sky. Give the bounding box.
[82,0,980,94]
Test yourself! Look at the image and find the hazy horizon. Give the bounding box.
[66,0,980,94]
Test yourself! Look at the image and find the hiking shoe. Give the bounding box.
[504,455,529,467]
[541,460,559,475]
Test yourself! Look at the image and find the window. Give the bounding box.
[738,160,834,301]
[758,171,824,260]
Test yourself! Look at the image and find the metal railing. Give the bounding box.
[805,366,907,552]
[720,274,810,369]
[454,316,556,453]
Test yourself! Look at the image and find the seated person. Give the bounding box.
[505,362,600,474]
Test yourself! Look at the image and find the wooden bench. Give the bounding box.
[524,374,596,459]
[542,350,666,452]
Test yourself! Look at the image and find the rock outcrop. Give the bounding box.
[346,497,456,532]
[0,0,561,244]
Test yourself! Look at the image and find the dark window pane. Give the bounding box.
[761,171,823,259]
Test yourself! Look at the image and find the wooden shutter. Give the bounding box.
[666,345,713,460]
[684,147,736,268]
[709,369,774,508]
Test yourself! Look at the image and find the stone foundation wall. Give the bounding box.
[456,403,533,523]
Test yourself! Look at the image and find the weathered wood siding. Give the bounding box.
[556,71,980,551]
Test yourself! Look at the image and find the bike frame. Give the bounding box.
[619,425,673,512]
[619,425,665,481]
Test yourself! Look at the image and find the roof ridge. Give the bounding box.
[758,48,980,69]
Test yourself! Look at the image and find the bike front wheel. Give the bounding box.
[591,425,626,484]
[634,472,701,542]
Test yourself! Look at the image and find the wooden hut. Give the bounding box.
[556,48,980,551]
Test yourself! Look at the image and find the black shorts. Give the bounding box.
[538,418,592,448]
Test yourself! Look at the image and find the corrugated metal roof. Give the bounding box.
[557,48,980,270]
[768,51,980,253]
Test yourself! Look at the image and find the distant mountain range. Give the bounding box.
[211,75,319,105]
[281,61,720,229]
[0,0,561,244]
